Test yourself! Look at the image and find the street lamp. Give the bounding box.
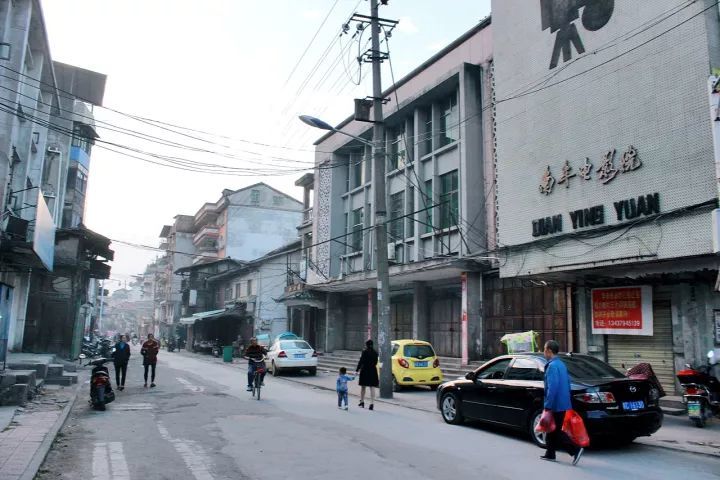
[299,112,394,399]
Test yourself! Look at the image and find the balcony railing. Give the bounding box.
[192,224,219,246]
[302,208,313,225]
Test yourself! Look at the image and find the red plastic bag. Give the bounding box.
[534,409,556,433]
[562,410,590,447]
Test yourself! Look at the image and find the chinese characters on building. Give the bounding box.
[539,145,642,195]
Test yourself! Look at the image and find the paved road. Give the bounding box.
[37,351,720,480]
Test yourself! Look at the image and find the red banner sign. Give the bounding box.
[591,286,653,336]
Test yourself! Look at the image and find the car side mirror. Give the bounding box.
[465,371,476,381]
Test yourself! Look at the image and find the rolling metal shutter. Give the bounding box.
[607,295,675,394]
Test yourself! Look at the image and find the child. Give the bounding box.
[336,367,355,410]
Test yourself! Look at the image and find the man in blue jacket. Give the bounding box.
[542,339,583,465]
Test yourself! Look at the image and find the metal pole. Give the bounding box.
[370,0,393,399]
[97,280,105,334]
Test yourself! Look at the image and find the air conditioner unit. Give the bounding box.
[46,146,61,154]
[387,244,396,262]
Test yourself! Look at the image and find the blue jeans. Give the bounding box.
[248,361,266,387]
[337,390,348,407]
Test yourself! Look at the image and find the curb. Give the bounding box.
[636,439,720,459]
[19,377,83,480]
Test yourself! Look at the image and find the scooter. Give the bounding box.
[677,350,720,428]
[211,341,222,358]
[82,356,116,411]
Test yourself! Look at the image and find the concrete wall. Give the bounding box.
[492,0,718,276]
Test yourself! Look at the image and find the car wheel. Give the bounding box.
[440,393,463,425]
[392,377,402,392]
[530,409,548,448]
[272,361,281,377]
[308,367,317,376]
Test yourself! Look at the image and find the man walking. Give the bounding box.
[541,339,584,466]
[141,333,160,388]
[113,334,131,391]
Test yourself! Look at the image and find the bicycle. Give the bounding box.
[248,356,267,400]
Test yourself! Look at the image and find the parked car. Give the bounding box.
[267,338,318,376]
[384,339,443,391]
[437,352,663,447]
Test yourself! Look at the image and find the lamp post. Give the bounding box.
[299,110,394,400]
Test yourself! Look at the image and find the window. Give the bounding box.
[71,123,92,154]
[424,179,433,233]
[439,92,459,147]
[505,358,544,381]
[439,170,458,229]
[389,191,404,241]
[250,189,260,204]
[423,107,433,155]
[273,195,282,206]
[403,344,435,359]
[280,340,312,350]
[350,207,364,253]
[557,356,625,380]
[239,280,247,296]
[75,169,88,194]
[247,279,254,296]
[407,186,415,237]
[477,358,512,380]
[224,285,232,302]
[388,127,406,171]
[234,283,242,298]
[392,343,400,356]
[349,152,364,190]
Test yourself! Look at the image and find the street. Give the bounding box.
[36,350,720,480]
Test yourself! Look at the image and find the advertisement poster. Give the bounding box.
[591,286,653,336]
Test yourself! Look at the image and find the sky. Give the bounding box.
[40,0,491,288]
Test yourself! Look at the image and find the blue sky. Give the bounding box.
[40,0,491,283]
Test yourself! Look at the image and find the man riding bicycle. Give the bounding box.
[243,337,267,391]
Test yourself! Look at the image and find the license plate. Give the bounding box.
[687,402,701,418]
[294,354,305,359]
[622,400,645,411]
[415,361,428,367]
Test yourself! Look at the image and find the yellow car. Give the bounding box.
[382,339,444,391]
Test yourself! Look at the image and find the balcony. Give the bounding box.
[193,224,219,247]
[299,208,313,228]
[70,146,91,170]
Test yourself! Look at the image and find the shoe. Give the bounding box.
[150,383,156,388]
[343,406,348,410]
[572,448,584,466]
[144,383,147,388]
[247,386,253,391]
[119,386,124,391]
[358,401,365,408]
[540,455,556,462]
[368,404,374,411]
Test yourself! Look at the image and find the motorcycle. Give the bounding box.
[211,341,222,358]
[82,356,116,411]
[677,350,720,428]
[167,338,176,352]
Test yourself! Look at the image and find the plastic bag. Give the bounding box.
[534,409,556,433]
[562,410,590,447]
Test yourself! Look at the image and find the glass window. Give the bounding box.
[234,283,242,298]
[350,152,364,189]
[556,356,625,380]
[392,343,400,356]
[477,358,512,380]
[439,92,459,147]
[389,126,406,171]
[403,344,435,359]
[246,279,253,296]
[423,107,433,155]
[250,189,260,204]
[224,285,232,301]
[505,357,544,381]
[407,186,415,237]
[280,340,312,350]
[439,170,458,229]
[273,195,282,206]
[389,191,404,241]
[350,207,364,253]
[424,179,433,233]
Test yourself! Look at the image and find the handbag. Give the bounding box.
[562,410,590,447]
[534,409,556,433]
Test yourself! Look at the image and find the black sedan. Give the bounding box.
[436,353,663,447]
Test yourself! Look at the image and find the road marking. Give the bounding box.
[176,376,206,392]
[112,402,154,411]
[157,421,215,480]
[93,442,130,480]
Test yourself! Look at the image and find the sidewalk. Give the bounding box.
[0,378,82,480]
[177,348,720,457]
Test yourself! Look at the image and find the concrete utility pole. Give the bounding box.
[369,0,393,399]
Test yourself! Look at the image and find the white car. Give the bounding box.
[267,338,318,376]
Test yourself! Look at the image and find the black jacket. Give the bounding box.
[113,342,131,364]
[356,348,379,387]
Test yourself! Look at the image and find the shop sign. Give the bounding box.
[591,286,653,336]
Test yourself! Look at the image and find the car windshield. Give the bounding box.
[280,341,312,350]
[557,355,625,380]
[403,344,435,359]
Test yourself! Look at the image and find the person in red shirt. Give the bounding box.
[141,333,160,388]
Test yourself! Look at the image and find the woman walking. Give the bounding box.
[356,339,379,410]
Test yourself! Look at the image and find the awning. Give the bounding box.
[179,309,226,325]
